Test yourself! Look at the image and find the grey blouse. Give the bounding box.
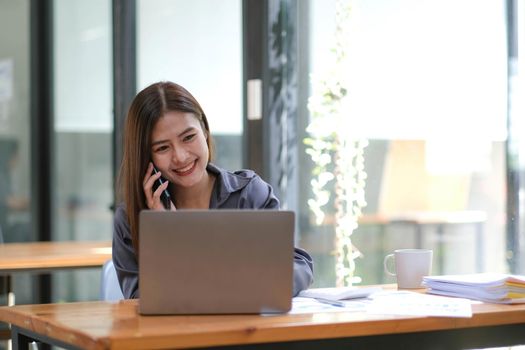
[112,163,314,298]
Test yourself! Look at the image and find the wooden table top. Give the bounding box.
[1,298,525,350]
[0,241,112,273]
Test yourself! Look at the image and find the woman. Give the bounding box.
[113,81,314,298]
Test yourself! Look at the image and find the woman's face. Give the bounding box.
[150,111,209,190]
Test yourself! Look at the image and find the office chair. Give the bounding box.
[100,259,124,301]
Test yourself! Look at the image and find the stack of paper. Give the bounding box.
[423,273,525,304]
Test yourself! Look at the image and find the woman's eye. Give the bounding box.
[183,134,196,142]
[154,145,169,152]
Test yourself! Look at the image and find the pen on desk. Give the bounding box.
[315,298,346,308]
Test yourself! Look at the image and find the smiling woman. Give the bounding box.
[113,81,314,299]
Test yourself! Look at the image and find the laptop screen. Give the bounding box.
[139,209,294,314]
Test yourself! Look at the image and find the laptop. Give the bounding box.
[138,209,294,315]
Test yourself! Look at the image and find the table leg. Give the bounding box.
[11,327,32,350]
[10,325,80,350]
[1,275,13,349]
[475,222,484,272]
[378,223,386,283]
[437,224,445,274]
[415,224,422,249]
[7,275,14,306]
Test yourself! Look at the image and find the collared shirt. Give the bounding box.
[113,163,314,299]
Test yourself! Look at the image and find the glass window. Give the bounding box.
[300,0,508,286]
[52,0,113,301]
[0,0,32,244]
[508,0,525,273]
[137,0,243,171]
[0,0,34,306]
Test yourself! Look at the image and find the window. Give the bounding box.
[0,0,33,304]
[300,0,509,286]
[52,0,113,301]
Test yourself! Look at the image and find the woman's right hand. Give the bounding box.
[143,163,175,210]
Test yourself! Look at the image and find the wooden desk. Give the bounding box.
[0,240,112,302]
[0,241,112,274]
[1,298,525,350]
[0,241,112,342]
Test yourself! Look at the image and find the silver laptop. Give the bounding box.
[138,209,294,315]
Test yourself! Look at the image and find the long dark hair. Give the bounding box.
[118,81,214,254]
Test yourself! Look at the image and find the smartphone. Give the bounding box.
[152,166,172,210]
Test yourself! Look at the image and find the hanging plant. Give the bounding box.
[304,0,368,287]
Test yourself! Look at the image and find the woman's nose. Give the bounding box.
[171,147,188,163]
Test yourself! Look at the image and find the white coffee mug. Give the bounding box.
[383,249,433,289]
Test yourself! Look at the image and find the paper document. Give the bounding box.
[291,291,472,317]
[290,297,370,314]
[367,291,473,318]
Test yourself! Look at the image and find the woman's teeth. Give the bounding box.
[176,162,195,173]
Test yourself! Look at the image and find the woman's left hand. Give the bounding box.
[143,163,175,210]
